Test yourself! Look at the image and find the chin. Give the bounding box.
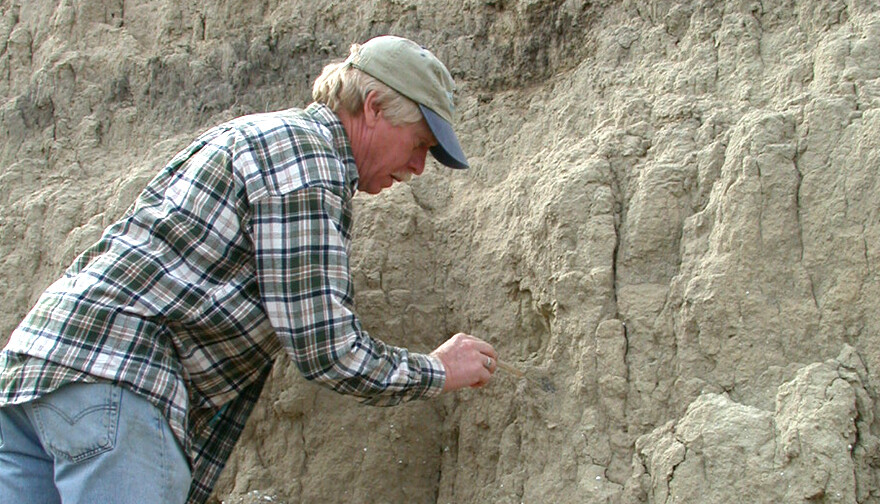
[360,185,383,195]
[358,177,393,195]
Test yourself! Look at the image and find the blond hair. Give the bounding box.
[312,43,422,126]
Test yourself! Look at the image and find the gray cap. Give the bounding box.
[349,35,469,169]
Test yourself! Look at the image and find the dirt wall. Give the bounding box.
[2,1,880,502]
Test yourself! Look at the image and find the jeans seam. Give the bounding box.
[158,405,171,503]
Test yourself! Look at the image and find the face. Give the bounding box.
[354,107,437,195]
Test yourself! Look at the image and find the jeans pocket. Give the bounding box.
[30,383,120,463]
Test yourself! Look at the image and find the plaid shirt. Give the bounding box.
[0,103,446,504]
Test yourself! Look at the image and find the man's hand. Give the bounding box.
[430,333,497,392]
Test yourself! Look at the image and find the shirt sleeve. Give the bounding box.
[249,185,446,404]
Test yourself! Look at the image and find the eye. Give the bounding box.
[419,136,436,150]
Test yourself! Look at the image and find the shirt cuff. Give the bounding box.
[411,353,446,399]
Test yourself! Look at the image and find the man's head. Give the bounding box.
[313,36,468,193]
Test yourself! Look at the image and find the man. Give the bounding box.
[0,35,498,504]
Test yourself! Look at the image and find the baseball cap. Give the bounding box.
[348,35,469,169]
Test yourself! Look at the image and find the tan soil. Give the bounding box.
[2,1,880,502]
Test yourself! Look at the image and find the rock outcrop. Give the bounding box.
[2,1,880,502]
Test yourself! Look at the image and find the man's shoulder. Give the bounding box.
[231,108,335,152]
[226,108,350,196]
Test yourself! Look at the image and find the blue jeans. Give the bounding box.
[0,382,191,504]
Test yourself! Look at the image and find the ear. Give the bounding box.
[362,91,382,127]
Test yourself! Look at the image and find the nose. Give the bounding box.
[410,148,428,175]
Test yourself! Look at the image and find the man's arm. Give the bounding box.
[250,185,448,403]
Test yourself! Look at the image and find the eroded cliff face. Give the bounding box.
[2,1,880,502]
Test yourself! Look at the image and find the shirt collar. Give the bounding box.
[305,103,359,196]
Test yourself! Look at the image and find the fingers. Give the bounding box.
[481,355,494,371]
[430,333,499,393]
[458,334,497,385]
[470,355,494,388]
[451,332,495,355]
[472,357,495,388]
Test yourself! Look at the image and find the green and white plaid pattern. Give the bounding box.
[0,103,445,504]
